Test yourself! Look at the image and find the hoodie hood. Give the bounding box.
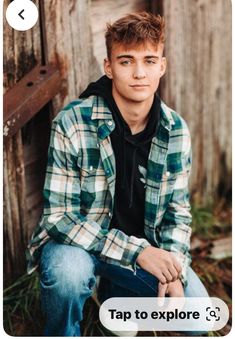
[80,75,160,143]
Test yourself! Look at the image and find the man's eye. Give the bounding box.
[146,60,156,64]
[120,60,131,65]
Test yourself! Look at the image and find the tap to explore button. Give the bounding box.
[99,297,229,332]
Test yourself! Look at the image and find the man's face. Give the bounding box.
[104,42,166,103]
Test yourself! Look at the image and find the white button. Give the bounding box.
[107,120,113,126]
[6,0,39,31]
[89,166,93,171]
[108,212,112,218]
[165,171,170,177]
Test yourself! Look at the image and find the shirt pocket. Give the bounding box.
[80,166,107,193]
[79,165,109,213]
[158,171,177,214]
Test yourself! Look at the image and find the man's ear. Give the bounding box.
[160,57,167,78]
[104,58,113,79]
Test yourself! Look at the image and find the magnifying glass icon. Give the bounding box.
[210,310,216,318]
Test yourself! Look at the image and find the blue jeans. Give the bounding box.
[40,240,209,336]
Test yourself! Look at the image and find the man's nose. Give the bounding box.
[133,65,146,79]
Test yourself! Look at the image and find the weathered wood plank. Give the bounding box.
[4,135,28,279]
[158,0,232,203]
[90,0,150,71]
[209,236,232,260]
[42,0,99,113]
[3,1,41,90]
[3,147,14,285]
[23,107,51,236]
[3,0,42,285]
[26,190,44,211]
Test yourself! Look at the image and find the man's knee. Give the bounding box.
[185,267,209,297]
[40,240,96,296]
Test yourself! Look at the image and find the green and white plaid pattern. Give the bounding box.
[26,95,192,286]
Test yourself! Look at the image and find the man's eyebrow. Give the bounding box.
[116,54,134,59]
[145,55,159,59]
[116,54,159,59]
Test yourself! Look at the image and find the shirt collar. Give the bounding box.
[91,96,113,120]
[159,101,175,131]
[91,95,175,132]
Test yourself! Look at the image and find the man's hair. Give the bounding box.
[105,12,165,59]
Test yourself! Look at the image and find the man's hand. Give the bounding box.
[157,279,184,297]
[136,246,182,284]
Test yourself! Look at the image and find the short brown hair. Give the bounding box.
[105,12,165,59]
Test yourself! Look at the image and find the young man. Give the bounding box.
[27,12,208,336]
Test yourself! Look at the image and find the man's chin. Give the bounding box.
[124,94,154,104]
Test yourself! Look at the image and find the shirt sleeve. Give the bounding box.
[40,118,150,271]
[159,125,192,287]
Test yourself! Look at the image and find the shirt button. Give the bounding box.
[89,166,93,171]
[165,171,170,177]
[107,120,113,126]
[108,212,112,218]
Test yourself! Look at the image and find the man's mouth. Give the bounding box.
[129,84,149,87]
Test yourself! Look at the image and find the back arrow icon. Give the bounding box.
[18,9,25,20]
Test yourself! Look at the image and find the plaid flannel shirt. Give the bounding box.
[26,95,192,286]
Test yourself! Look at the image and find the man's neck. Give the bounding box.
[112,90,154,135]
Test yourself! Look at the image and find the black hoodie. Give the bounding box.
[80,75,160,238]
